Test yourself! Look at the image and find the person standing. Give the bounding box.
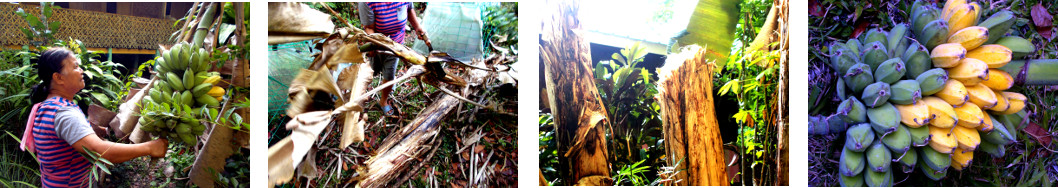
[359,2,432,117]
[21,48,168,187]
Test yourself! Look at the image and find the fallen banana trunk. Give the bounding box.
[356,96,453,187]
[359,54,492,187]
[269,66,425,186]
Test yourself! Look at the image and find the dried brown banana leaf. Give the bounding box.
[268,137,295,186]
[287,69,342,116]
[338,63,374,148]
[267,2,333,44]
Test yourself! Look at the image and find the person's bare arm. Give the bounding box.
[71,135,167,163]
[407,5,430,44]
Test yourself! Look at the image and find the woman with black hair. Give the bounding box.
[19,47,168,187]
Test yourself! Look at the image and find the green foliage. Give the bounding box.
[538,113,560,185]
[0,133,39,188]
[612,160,652,186]
[717,0,783,185]
[80,146,113,188]
[593,42,665,185]
[67,39,127,111]
[211,149,250,188]
[307,2,362,29]
[483,2,518,56]
[731,0,773,49]
[14,2,61,47]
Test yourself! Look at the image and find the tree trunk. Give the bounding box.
[656,46,728,186]
[359,60,490,187]
[540,0,612,185]
[190,3,248,187]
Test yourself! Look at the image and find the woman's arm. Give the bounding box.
[71,135,168,163]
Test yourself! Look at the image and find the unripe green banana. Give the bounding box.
[916,68,949,96]
[192,83,213,97]
[874,58,906,84]
[861,42,889,71]
[863,165,892,186]
[846,123,875,152]
[919,146,952,172]
[844,63,875,94]
[994,36,1036,59]
[838,97,868,124]
[908,124,932,147]
[902,41,932,79]
[912,5,940,38]
[919,20,951,50]
[867,102,901,135]
[896,145,918,173]
[861,82,891,108]
[982,113,1014,145]
[171,45,184,70]
[889,80,922,105]
[167,72,184,91]
[977,10,1015,45]
[840,146,866,176]
[862,28,888,48]
[196,93,220,107]
[181,90,194,107]
[918,158,948,181]
[183,69,195,91]
[887,23,910,58]
[838,173,864,187]
[978,140,1006,158]
[882,125,912,154]
[845,39,863,58]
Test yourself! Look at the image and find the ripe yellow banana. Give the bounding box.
[965,44,1012,68]
[953,102,985,129]
[948,26,989,50]
[936,79,969,105]
[923,97,958,128]
[895,102,932,128]
[928,125,958,154]
[930,43,966,68]
[946,58,989,86]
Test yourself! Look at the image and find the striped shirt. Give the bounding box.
[31,96,91,187]
[360,2,412,43]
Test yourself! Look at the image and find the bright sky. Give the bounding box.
[580,0,699,44]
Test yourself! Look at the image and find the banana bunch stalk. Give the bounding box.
[140,41,227,145]
[824,0,1036,185]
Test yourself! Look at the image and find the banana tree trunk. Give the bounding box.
[190,3,248,187]
[540,0,612,185]
[746,0,790,185]
[656,46,728,186]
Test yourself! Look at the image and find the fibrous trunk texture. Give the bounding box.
[656,46,728,186]
[540,0,612,185]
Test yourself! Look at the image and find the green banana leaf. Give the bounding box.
[674,0,740,68]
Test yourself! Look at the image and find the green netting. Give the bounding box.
[410,2,485,62]
[268,39,317,144]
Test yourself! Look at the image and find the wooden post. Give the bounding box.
[540,0,612,185]
[655,46,728,186]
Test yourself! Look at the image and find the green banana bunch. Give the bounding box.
[139,41,225,145]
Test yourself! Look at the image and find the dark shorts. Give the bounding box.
[370,52,399,81]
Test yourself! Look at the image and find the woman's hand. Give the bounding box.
[147,138,169,158]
